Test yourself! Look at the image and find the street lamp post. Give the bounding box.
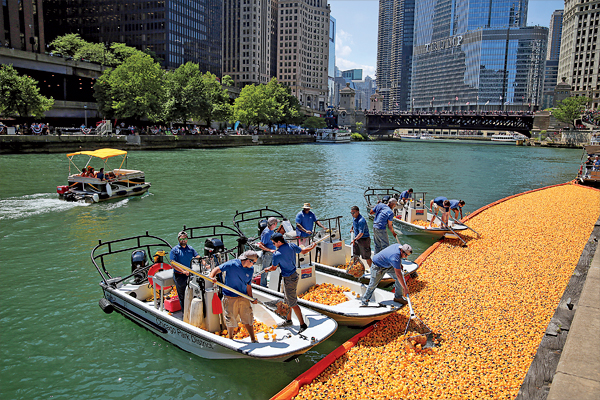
[84,105,88,127]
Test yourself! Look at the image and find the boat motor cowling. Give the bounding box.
[258,219,268,236]
[131,250,148,284]
[204,238,225,256]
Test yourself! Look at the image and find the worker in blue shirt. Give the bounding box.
[350,205,372,268]
[370,197,398,254]
[209,250,259,342]
[361,243,412,307]
[295,202,326,246]
[264,232,317,333]
[169,231,200,310]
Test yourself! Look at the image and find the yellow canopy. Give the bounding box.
[67,148,127,159]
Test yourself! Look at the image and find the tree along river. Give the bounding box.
[0,140,582,400]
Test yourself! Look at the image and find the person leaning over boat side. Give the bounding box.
[369,198,398,254]
[448,199,466,221]
[429,196,451,228]
[350,206,372,268]
[295,203,326,247]
[264,232,317,333]
[256,217,279,287]
[360,244,412,307]
[399,188,413,207]
[208,250,259,342]
[169,231,200,310]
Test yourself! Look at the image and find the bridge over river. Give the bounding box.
[366,112,535,137]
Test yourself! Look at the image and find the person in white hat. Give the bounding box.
[295,202,326,247]
[361,243,412,307]
[209,250,259,342]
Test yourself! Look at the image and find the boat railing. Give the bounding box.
[232,206,288,240]
[312,215,344,244]
[363,187,402,208]
[91,232,172,286]
[182,222,248,255]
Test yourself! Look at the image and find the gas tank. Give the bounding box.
[188,297,205,329]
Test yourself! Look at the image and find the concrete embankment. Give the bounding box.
[0,134,315,154]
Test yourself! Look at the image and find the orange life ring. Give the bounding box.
[148,263,172,290]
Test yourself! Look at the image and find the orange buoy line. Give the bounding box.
[272,181,600,400]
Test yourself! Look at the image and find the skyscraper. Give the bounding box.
[222,0,276,86]
[328,15,336,108]
[1,0,45,52]
[276,0,330,112]
[558,0,599,109]
[43,0,222,75]
[542,9,563,109]
[376,0,415,112]
[409,0,547,112]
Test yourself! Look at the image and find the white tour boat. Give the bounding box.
[490,132,525,144]
[94,232,337,362]
[315,129,352,143]
[57,148,150,203]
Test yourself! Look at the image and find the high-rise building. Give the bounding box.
[409,0,548,112]
[342,69,362,80]
[547,10,563,61]
[328,15,335,108]
[542,10,563,110]
[222,0,276,86]
[1,0,45,52]
[42,0,222,76]
[376,0,415,112]
[276,0,330,112]
[558,0,599,109]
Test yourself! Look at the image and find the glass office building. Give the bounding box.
[43,0,222,75]
[411,0,548,111]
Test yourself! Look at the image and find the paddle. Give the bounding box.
[450,216,481,238]
[171,260,288,321]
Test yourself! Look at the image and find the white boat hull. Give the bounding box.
[393,212,468,237]
[255,268,400,327]
[101,282,337,361]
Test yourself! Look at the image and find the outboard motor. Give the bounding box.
[382,195,390,204]
[204,238,225,299]
[131,250,147,284]
[258,219,268,236]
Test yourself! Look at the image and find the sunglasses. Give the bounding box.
[178,237,188,242]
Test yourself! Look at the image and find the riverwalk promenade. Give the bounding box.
[0,133,315,154]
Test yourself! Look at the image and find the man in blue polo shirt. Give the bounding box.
[295,202,326,247]
[209,250,259,342]
[361,243,412,307]
[399,188,413,207]
[169,231,200,310]
[370,198,398,254]
[350,205,372,268]
[264,232,317,332]
[448,199,466,220]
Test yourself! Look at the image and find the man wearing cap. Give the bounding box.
[264,232,317,333]
[209,251,259,342]
[399,188,413,209]
[429,197,465,227]
[256,217,279,287]
[169,231,200,310]
[295,203,326,247]
[370,198,398,254]
[350,205,372,268]
[361,243,412,307]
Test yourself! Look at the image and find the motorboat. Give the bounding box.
[576,145,600,187]
[392,191,469,238]
[93,232,337,362]
[400,132,435,141]
[315,129,352,143]
[57,148,150,203]
[363,187,402,217]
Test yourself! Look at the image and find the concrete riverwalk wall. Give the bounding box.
[0,134,315,154]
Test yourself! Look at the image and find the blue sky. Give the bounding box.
[329,0,564,78]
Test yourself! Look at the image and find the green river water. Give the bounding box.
[0,140,582,400]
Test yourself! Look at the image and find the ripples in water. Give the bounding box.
[0,193,90,220]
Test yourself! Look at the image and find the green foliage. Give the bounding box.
[552,96,591,128]
[0,64,54,118]
[49,33,86,57]
[221,75,235,87]
[355,122,363,132]
[233,84,263,128]
[75,42,115,65]
[302,116,327,130]
[351,133,364,141]
[101,53,165,122]
[163,62,209,124]
[200,72,232,126]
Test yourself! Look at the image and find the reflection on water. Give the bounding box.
[0,142,581,400]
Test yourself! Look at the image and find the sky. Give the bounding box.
[329,0,565,78]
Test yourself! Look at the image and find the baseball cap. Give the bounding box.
[400,244,412,255]
[388,198,398,204]
[271,232,286,242]
[178,231,188,239]
[239,250,258,261]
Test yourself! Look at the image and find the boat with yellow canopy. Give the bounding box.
[57,148,151,203]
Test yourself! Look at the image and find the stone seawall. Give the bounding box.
[0,134,315,154]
